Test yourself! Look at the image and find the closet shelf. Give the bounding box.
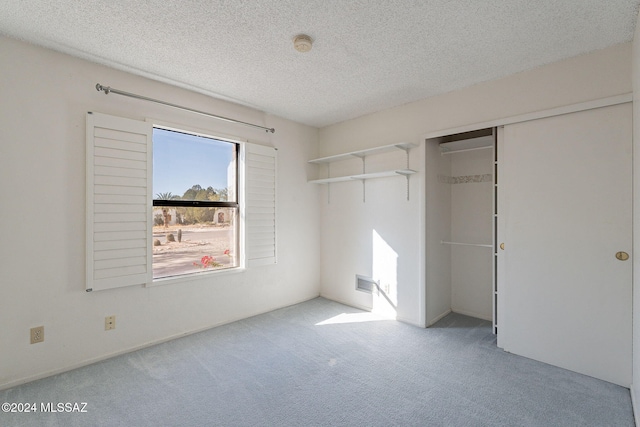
[309,169,416,184]
[309,142,416,164]
[440,135,493,155]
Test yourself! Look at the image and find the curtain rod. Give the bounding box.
[95,83,275,133]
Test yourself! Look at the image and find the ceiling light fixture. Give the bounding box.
[293,34,313,53]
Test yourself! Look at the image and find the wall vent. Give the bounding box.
[356,275,378,294]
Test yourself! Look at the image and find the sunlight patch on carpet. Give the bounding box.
[315,312,392,326]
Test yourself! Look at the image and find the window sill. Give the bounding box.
[147,266,246,288]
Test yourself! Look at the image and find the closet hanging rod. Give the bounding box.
[441,241,492,248]
[95,83,275,133]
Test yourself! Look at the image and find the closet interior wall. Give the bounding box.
[425,130,494,326]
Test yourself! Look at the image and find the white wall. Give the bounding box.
[318,42,632,326]
[0,36,321,389]
[632,7,640,418]
[317,148,421,321]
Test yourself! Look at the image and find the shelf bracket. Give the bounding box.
[390,145,413,201]
[406,148,410,201]
[327,163,331,204]
[362,156,366,203]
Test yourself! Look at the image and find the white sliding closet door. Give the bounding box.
[497,103,632,386]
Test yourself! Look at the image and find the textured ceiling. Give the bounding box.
[1,1,639,128]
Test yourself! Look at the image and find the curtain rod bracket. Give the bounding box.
[94,83,275,133]
[96,83,110,94]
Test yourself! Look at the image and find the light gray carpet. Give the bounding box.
[0,297,634,426]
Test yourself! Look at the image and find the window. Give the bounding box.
[152,127,239,279]
[86,112,277,292]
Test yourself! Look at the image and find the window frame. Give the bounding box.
[150,123,244,282]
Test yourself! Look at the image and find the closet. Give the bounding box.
[424,102,632,387]
[424,128,496,330]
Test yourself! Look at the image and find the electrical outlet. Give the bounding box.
[30,326,44,344]
[105,315,116,331]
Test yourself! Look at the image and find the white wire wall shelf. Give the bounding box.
[308,169,416,184]
[308,142,418,201]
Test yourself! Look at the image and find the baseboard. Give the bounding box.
[319,293,423,326]
[450,307,492,322]
[396,315,425,328]
[0,294,320,391]
[426,309,452,327]
[631,384,639,426]
[319,292,373,313]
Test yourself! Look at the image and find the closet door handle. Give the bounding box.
[499,243,504,250]
[615,251,629,261]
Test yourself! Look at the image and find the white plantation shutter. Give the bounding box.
[245,143,277,266]
[86,112,153,291]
